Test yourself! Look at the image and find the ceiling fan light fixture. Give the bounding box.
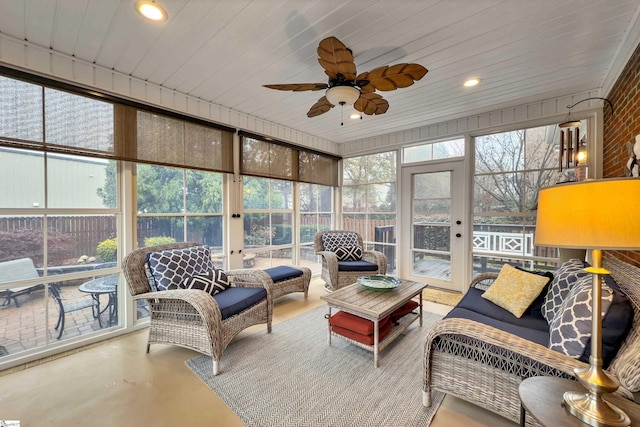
[325,86,360,106]
[135,1,168,22]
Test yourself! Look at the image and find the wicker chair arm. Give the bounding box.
[363,250,388,275]
[227,269,272,290]
[424,317,586,379]
[134,288,223,329]
[469,272,499,289]
[316,250,338,263]
[316,251,339,285]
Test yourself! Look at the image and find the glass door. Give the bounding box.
[401,161,465,291]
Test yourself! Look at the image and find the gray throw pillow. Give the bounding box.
[541,259,589,324]
[548,274,613,359]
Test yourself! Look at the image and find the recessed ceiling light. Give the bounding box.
[135,1,168,22]
[463,78,480,87]
[350,113,361,119]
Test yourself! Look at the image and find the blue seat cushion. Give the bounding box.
[264,266,303,283]
[445,306,550,346]
[213,287,267,320]
[338,260,379,272]
[455,288,549,332]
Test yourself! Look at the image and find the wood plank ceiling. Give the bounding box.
[0,0,638,144]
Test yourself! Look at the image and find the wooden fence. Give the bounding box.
[0,216,116,260]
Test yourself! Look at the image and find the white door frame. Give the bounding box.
[399,160,467,292]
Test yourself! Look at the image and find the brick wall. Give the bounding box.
[604,42,640,266]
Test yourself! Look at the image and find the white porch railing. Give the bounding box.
[472,231,535,257]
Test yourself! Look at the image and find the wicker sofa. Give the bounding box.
[123,242,273,375]
[423,254,640,426]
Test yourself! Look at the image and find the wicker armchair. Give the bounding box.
[314,230,387,291]
[123,242,273,375]
[422,255,640,426]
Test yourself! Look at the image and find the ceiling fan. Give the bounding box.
[263,36,428,121]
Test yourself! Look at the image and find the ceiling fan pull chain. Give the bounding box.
[340,101,345,126]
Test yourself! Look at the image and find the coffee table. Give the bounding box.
[320,278,427,367]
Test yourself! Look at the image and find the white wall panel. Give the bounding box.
[112,73,130,97]
[130,80,146,102]
[25,47,48,75]
[145,83,161,106]
[51,54,73,81]
[1,39,26,69]
[94,68,113,93]
[74,61,95,87]
[174,93,187,113]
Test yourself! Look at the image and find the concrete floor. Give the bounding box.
[0,278,516,427]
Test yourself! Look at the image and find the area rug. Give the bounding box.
[422,288,463,307]
[186,306,445,427]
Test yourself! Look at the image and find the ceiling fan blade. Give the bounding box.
[263,83,328,92]
[354,93,389,115]
[317,36,357,80]
[307,96,335,118]
[357,63,428,92]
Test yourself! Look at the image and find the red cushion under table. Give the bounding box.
[330,312,393,345]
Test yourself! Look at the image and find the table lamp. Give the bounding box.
[535,178,640,427]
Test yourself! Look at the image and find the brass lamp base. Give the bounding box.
[564,391,630,427]
[561,253,631,427]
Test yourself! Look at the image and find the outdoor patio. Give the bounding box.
[0,282,121,358]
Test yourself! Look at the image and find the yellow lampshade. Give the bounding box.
[535,178,640,250]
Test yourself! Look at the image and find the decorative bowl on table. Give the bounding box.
[357,275,402,290]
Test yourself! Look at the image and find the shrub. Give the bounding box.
[144,236,176,247]
[0,229,75,266]
[96,238,118,262]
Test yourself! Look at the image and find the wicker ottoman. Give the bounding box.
[264,266,311,301]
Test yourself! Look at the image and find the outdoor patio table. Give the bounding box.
[78,274,118,327]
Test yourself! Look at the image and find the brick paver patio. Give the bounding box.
[0,282,125,358]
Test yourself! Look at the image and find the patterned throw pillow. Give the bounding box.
[176,269,230,296]
[322,232,363,261]
[541,259,589,324]
[481,263,551,318]
[147,245,214,291]
[332,245,363,261]
[548,275,613,359]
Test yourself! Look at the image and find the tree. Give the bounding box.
[343,152,396,213]
[97,163,225,246]
[474,126,558,216]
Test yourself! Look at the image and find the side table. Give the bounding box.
[519,376,640,427]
